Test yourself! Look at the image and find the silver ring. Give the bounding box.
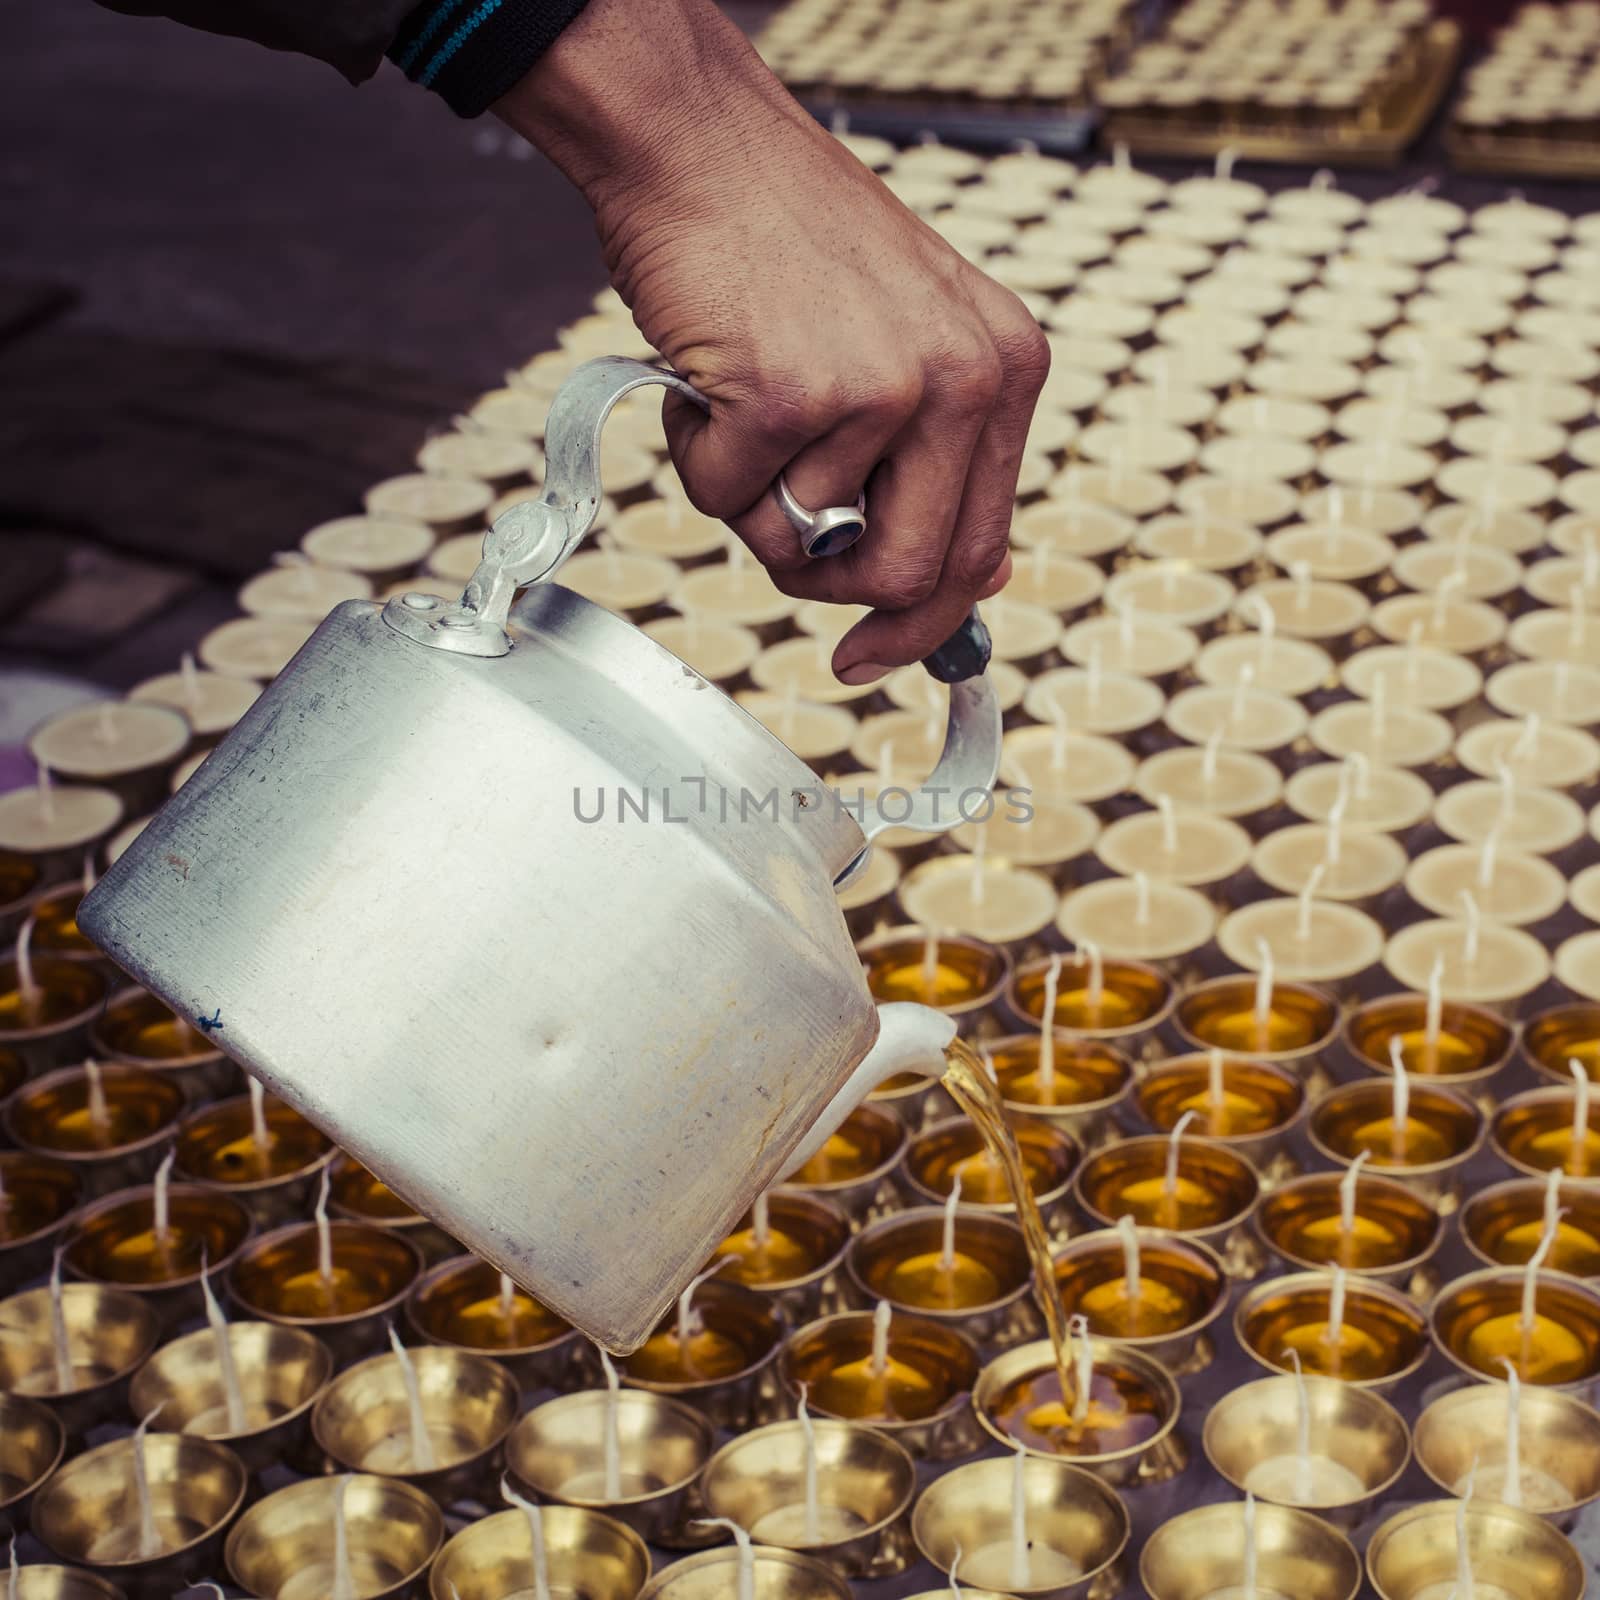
[775,472,867,559]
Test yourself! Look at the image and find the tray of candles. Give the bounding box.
[10,133,1600,1600]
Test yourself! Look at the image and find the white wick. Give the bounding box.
[1572,1059,1592,1176]
[948,1541,964,1600]
[921,927,941,997]
[696,1520,754,1600]
[1216,146,1237,181]
[34,764,54,826]
[499,1271,517,1327]
[1202,729,1222,785]
[1283,1348,1314,1502]
[1349,749,1371,799]
[1243,1491,1259,1600]
[1117,1214,1141,1304]
[248,1076,270,1154]
[1157,793,1179,856]
[151,1146,175,1245]
[940,1172,963,1274]
[1324,1266,1348,1350]
[1477,824,1502,893]
[83,1057,109,1136]
[1460,889,1483,968]
[315,1163,335,1287]
[49,1245,74,1392]
[598,1344,623,1501]
[1164,1110,1198,1204]
[81,851,96,896]
[798,1382,820,1545]
[677,1259,728,1353]
[1083,940,1104,1013]
[201,1251,247,1435]
[1389,1036,1410,1147]
[13,918,38,1017]
[1499,1358,1523,1509]
[1339,1150,1371,1247]
[1039,954,1062,1093]
[1425,955,1444,1054]
[180,651,201,710]
[1254,938,1274,1038]
[752,1190,771,1253]
[1208,1047,1226,1113]
[1296,864,1326,941]
[1069,1313,1093,1428]
[870,1298,892,1380]
[1008,1441,1031,1590]
[388,1325,438,1472]
[1521,1190,1563,1340]
[502,1475,551,1600]
[1134,871,1151,926]
[131,1404,166,1560]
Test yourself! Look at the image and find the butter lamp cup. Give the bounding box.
[987,1033,1134,1149]
[430,1505,651,1600]
[900,1115,1080,1245]
[0,1282,159,1438]
[1491,1087,1600,1186]
[64,1182,253,1329]
[1414,1382,1600,1527]
[858,925,1011,1036]
[1366,1500,1586,1600]
[505,1388,715,1546]
[1234,1271,1432,1394]
[974,1337,1184,1488]
[89,985,233,1103]
[173,1090,336,1227]
[0,853,41,943]
[1,1569,125,1600]
[313,1344,518,1506]
[1255,1170,1444,1293]
[4,1063,187,1198]
[329,1154,460,1264]
[1429,1267,1600,1393]
[227,1219,424,1365]
[0,1151,83,1280]
[1307,1080,1485,1215]
[779,1310,983,1461]
[1141,1502,1360,1600]
[699,1418,917,1578]
[1007,953,1177,1061]
[0,957,107,1074]
[1172,974,1339,1083]
[1461,1177,1600,1278]
[713,1190,853,1324]
[0,1390,64,1535]
[405,1252,583,1389]
[1522,1001,1600,1087]
[780,1102,908,1225]
[225,1473,444,1600]
[1131,1053,1307,1181]
[638,1547,853,1600]
[1202,1375,1410,1527]
[131,1320,332,1478]
[1050,1228,1229,1371]
[25,886,118,982]
[1343,991,1514,1092]
[910,1455,1129,1599]
[31,1431,248,1600]
[847,1207,1037,1346]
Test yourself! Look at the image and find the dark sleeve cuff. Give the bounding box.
[387,0,592,117]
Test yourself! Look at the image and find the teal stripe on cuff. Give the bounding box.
[418,0,505,86]
[396,0,467,73]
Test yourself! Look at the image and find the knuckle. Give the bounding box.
[941,336,1005,417]
[948,524,1012,593]
[851,366,925,431]
[863,562,941,610]
[1004,321,1054,398]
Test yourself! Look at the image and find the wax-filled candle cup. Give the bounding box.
[1141,1502,1361,1600]
[4,1064,185,1198]
[1132,1054,1306,1179]
[226,1472,445,1600]
[0,852,40,941]
[621,1279,786,1429]
[1491,1088,1600,1185]
[25,885,115,979]
[779,1310,983,1461]
[0,1390,65,1535]
[0,1570,125,1600]
[847,1208,1036,1346]
[312,1343,518,1505]
[1344,992,1515,1092]
[0,957,106,1074]
[430,1504,651,1600]
[1522,1002,1600,1087]
[227,1218,424,1364]
[1414,1383,1600,1526]
[1235,1271,1431,1392]
[983,1033,1133,1148]
[1461,1178,1600,1277]
[1173,974,1339,1077]
[0,1282,159,1437]
[901,1116,1080,1243]
[0,1151,83,1279]
[781,1102,909,1224]
[1202,1375,1409,1525]
[699,1418,917,1578]
[1308,1080,1486,1214]
[910,1454,1129,1598]
[1256,1171,1444,1293]
[173,1089,336,1226]
[89,986,232,1103]
[26,702,191,817]
[639,1546,852,1600]
[1051,1229,1229,1372]
[1365,1500,1586,1600]
[506,1388,715,1544]
[710,1191,852,1324]
[405,1253,582,1388]
[64,1183,252,1328]
[1430,1268,1600,1390]
[974,1336,1184,1487]
[1007,953,1176,1058]
[329,1155,460,1264]
[130,1320,333,1476]
[31,1430,247,1600]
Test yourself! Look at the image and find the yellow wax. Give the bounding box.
[715,1224,817,1284]
[626,1326,747,1384]
[1277,1318,1394,1382]
[882,1250,1000,1310]
[1077,1277,1191,1336]
[808,1352,942,1422]
[1462,1310,1591,1386]
[1346,1114,1453,1167]
[1114,1174,1230,1231]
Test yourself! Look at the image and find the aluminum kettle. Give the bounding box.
[80,357,1002,1353]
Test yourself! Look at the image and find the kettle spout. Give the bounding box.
[780,1003,956,1180]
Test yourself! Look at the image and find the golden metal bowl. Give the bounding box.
[329,1154,459,1265]
[1234,1270,1431,1392]
[1203,1374,1409,1525]
[1521,1001,1600,1088]
[2,1567,126,1600]
[1414,1381,1600,1526]
[901,1114,1079,1244]
[405,1252,582,1389]
[1141,1501,1360,1600]
[130,1320,333,1476]
[1461,1177,1600,1278]
[780,1310,983,1462]
[312,1344,519,1504]
[985,1033,1134,1148]
[781,1102,908,1224]
[5,1064,186,1198]
[173,1090,336,1227]
[32,1430,247,1600]
[505,1387,715,1545]
[1491,1086,1600,1185]
[227,1218,424,1365]
[700,1417,916,1578]
[0,1389,65,1534]
[847,1206,1035,1346]
[0,1150,83,1280]
[1007,953,1176,1057]
[1130,1053,1307,1178]
[89,985,233,1103]
[1429,1266,1600,1391]
[225,1472,444,1600]
[64,1182,253,1328]
[1173,974,1339,1076]
[638,1547,853,1600]
[1074,1134,1261,1254]
[712,1190,853,1324]
[0,1281,159,1437]
[0,957,106,1074]
[911,1454,1129,1598]
[1366,1499,1586,1600]
[859,926,1012,1029]
[429,1504,651,1600]
[1255,1170,1444,1291]
[1344,990,1515,1090]
[26,886,116,982]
